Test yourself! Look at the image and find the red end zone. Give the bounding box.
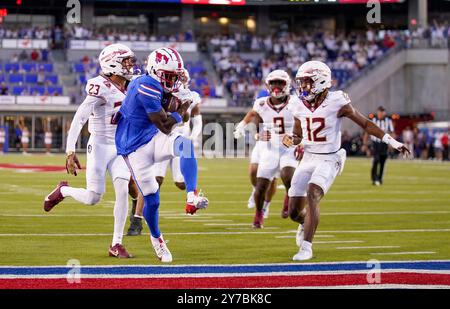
[1,273,450,289]
[0,163,68,172]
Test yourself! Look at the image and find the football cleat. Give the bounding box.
[126,216,143,236]
[293,242,313,261]
[185,190,208,215]
[252,210,264,229]
[43,181,68,212]
[109,243,133,258]
[151,235,172,262]
[281,194,289,218]
[296,223,304,247]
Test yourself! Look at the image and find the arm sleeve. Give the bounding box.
[190,114,203,140]
[65,95,96,153]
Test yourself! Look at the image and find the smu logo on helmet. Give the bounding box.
[155,52,169,64]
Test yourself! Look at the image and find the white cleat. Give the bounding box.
[293,241,313,261]
[247,192,255,209]
[263,205,270,219]
[151,235,173,263]
[295,223,304,247]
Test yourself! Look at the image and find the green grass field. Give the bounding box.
[1,154,450,266]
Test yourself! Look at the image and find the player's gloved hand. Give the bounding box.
[382,134,411,157]
[282,134,294,147]
[66,151,81,176]
[260,130,271,141]
[233,121,246,139]
[172,88,193,105]
[294,144,305,161]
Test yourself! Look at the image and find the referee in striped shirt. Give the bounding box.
[363,106,394,186]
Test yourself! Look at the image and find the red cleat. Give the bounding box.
[109,243,133,258]
[185,190,208,215]
[252,210,264,229]
[281,194,289,219]
[43,181,68,212]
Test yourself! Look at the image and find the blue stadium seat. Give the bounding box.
[41,63,53,73]
[45,75,58,85]
[5,63,19,72]
[8,74,24,83]
[25,74,38,84]
[47,86,63,95]
[12,86,27,95]
[73,63,85,73]
[21,63,36,72]
[78,74,87,84]
[29,86,46,95]
[0,74,5,83]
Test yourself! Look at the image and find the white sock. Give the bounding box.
[134,214,144,219]
[112,178,129,246]
[187,191,195,202]
[60,187,101,205]
[301,240,312,252]
[263,201,270,210]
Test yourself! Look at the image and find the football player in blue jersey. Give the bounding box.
[115,47,208,262]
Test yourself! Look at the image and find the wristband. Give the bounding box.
[171,112,182,124]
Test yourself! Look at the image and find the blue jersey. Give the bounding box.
[115,74,163,156]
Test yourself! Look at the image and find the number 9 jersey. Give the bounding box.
[289,91,351,154]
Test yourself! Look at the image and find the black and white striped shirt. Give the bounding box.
[371,116,394,143]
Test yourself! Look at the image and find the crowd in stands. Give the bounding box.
[208,29,407,107]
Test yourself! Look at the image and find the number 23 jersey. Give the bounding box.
[289,90,351,154]
[85,75,126,143]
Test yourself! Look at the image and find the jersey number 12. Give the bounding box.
[306,117,326,142]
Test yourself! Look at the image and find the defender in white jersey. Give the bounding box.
[235,70,301,228]
[153,69,203,190]
[284,61,410,261]
[43,43,137,258]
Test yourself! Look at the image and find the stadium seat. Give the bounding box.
[21,63,36,72]
[41,63,53,73]
[47,86,63,95]
[4,63,20,72]
[0,74,5,83]
[73,63,85,73]
[45,75,58,85]
[8,74,24,83]
[29,86,46,95]
[25,74,38,84]
[12,86,27,95]
[78,74,87,84]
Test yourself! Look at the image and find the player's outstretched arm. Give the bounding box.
[234,110,258,139]
[65,96,96,175]
[338,103,410,155]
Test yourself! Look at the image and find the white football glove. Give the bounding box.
[233,121,246,139]
[172,88,194,105]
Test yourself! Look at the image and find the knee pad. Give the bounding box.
[86,191,102,205]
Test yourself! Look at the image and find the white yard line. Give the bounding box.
[275,235,335,239]
[336,246,401,250]
[371,251,436,255]
[314,240,364,244]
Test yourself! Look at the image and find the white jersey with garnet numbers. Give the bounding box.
[289,90,351,154]
[66,75,126,153]
[252,95,299,142]
[85,75,126,143]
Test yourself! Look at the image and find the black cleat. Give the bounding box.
[127,217,143,236]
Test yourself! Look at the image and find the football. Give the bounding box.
[162,92,180,113]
